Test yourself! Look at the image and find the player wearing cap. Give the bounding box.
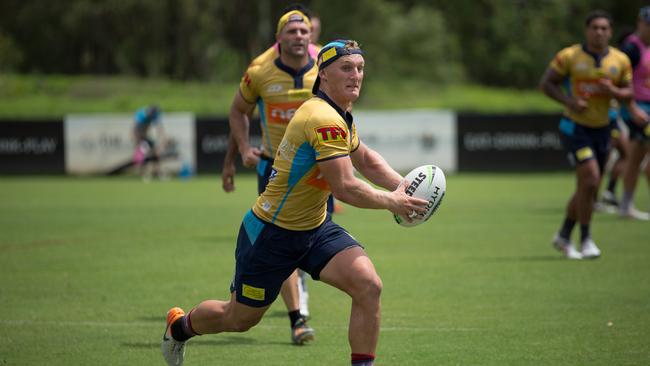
[616,6,650,220]
[161,39,429,366]
[540,10,634,259]
[218,10,317,345]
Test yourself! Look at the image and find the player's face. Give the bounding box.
[585,18,612,50]
[323,54,364,103]
[278,22,311,58]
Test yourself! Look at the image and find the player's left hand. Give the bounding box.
[597,78,617,97]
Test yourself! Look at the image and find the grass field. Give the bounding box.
[1,174,648,365]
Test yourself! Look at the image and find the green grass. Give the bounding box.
[1,174,648,365]
[0,74,560,117]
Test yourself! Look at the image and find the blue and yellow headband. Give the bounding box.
[312,40,364,94]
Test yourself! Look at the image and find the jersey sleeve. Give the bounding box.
[239,64,261,104]
[349,123,360,152]
[550,47,572,77]
[618,54,633,86]
[307,116,351,161]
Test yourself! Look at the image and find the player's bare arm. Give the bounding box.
[539,68,588,113]
[350,142,402,191]
[318,155,428,218]
[598,78,634,101]
[229,90,261,168]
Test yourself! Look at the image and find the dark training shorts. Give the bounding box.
[230,210,360,307]
[559,117,611,173]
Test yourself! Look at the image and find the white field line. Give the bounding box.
[0,319,481,332]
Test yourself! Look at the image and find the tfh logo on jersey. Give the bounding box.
[315,126,347,144]
[266,101,303,124]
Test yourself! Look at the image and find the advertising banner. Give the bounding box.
[354,110,457,173]
[457,113,569,171]
[65,113,195,175]
[0,120,65,174]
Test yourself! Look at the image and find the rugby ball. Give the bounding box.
[394,164,446,227]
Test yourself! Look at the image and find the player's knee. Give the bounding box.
[353,274,383,302]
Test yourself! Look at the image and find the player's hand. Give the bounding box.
[388,180,429,222]
[241,147,262,168]
[567,97,588,114]
[629,103,650,127]
[597,78,616,97]
[222,163,236,193]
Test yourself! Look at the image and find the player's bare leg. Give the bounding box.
[319,246,382,361]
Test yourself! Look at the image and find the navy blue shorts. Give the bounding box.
[620,102,650,143]
[559,117,610,172]
[256,155,335,213]
[229,210,360,307]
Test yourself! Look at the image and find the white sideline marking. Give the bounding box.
[0,319,481,332]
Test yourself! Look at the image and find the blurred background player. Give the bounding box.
[616,6,650,220]
[133,105,165,180]
[221,9,317,345]
[540,10,634,259]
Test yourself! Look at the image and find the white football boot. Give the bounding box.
[161,307,186,366]
[580,238,601,259]
[552,234,583,260]
[620,206,650,221]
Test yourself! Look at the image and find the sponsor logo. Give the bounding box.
[242,284,265,301]
[266,101,303,124]
[315,126,347,143]
[269,168,278,181]
[267,84,283,93]
[576,146,594,161]
[405,172,426,196]
[574,78,608,98]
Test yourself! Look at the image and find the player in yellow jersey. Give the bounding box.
[218,10,317,346]
[161,40,429,366]
[540,10,634,260]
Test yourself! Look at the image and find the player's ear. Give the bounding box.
[319,69,327,83]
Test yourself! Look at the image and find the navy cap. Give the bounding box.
[312,40,363,95]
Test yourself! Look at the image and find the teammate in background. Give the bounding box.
[133,105,165,180]
[220,10,317,345]
[162,39,429,366]
[540,10,634,259]
[247,4,321,68]
[616,6,650,220]
[596,103,629,211]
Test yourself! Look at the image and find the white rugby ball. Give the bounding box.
[394,164,446,227]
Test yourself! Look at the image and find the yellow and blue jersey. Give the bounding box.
[252,91,360,230]
[550,44,632,128]
[239,57,318,157]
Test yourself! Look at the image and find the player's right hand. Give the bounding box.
[222,163,236,193]
[389,180,429,223]
[567,97,588,113]
[241,147,262,168]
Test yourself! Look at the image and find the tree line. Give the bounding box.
[0,0,645,88]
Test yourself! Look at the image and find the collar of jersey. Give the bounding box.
[581,43,609,67]
[274,57,315,79]
[316,90,354,128]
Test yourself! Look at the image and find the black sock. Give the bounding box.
[170,316,195,342]
[288,310,302,328]
[580,224,590,242]
[559,218,576,239]
[607,179,617,194]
